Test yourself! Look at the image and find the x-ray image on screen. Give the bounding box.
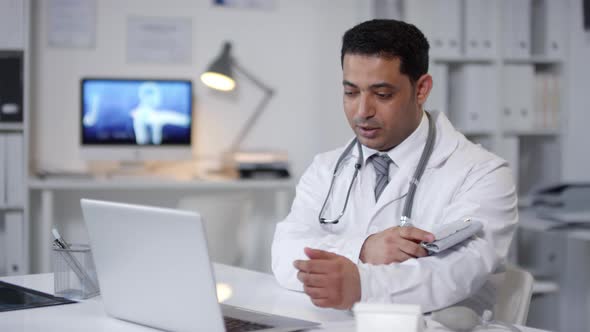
[81,79,192,146]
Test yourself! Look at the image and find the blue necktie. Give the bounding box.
[371,154,393,202]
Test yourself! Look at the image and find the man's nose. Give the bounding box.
[357,93,375,118]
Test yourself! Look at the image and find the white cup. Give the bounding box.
[353,302,424,332]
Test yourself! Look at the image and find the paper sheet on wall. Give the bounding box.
[47,0,96,48]
[126,17,192,64]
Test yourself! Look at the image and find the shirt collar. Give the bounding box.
[360,111,428,170]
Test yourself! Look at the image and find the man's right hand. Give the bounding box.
[359,226,434,265]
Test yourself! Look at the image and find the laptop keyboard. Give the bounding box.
[224,316,273,332]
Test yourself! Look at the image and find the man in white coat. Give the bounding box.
[271,19,518,312]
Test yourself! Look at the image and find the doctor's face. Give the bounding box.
[342,54,431,151]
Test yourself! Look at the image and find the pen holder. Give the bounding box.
[52,244,100,300]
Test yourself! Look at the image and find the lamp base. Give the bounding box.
[222,150,290,179]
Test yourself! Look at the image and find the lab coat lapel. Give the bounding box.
[369,167,411,221]
[366,111,460,221]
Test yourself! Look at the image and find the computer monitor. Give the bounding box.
[80,78,193,161]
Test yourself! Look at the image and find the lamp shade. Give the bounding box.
[201,41,236,91]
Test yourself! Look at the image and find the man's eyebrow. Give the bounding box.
[370,82,396,89]
[342,80,357,88]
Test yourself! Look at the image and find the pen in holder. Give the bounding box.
[52,243,100,300]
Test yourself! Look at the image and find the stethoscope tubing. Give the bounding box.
[318,111,436,226]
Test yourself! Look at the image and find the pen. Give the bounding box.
[52,228,99,294]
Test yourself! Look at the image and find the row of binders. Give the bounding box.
[385,0,567,59]
[0,133,25,207]
[503,65,560,131]
[0,211,24,276]
[426,64,560,133]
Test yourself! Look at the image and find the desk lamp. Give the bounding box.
[201,41,289,178]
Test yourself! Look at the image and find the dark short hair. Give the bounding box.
[341,19,430,83]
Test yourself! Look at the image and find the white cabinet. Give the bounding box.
[0,0,29,276]
[0,0,25,50]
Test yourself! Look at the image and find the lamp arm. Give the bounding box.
[228,62,275,152]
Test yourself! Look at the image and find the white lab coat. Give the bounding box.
[271,111,518,313]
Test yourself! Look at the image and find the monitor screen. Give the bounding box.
[81,78,192,146]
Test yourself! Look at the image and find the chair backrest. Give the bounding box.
[493,264,534,325]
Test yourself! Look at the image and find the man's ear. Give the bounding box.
[415,74,433,107]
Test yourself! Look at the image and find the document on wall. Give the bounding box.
[127,16,192,64]
[47,0,96,48]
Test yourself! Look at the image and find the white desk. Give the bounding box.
[28,176,294,273]
[0,264,549,332]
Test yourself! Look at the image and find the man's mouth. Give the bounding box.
[357,126,380,138]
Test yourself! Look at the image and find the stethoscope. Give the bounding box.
[318,111,436,227]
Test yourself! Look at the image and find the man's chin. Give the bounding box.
[356,136,384,150]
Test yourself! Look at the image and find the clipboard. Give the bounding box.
[420,219,484,254]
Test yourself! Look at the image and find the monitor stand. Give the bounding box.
[87,160,198,180]
[87,160,149,179]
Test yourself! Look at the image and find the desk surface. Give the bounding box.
[0,264,548,332]
[28,176,294,191]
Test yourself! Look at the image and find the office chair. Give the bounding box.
[493,264,535,325]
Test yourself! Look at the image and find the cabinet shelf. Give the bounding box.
[433,56,495,64]
[503,56,562,65]
[0,123,24,131]
[0,205,24,211]
[459,129,495,136]
[503,128,559,136]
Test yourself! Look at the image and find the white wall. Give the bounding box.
[31,0,360,178]
[563,0,590,182]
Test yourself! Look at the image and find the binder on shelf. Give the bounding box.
[449,64,497,133]
[425,63,449,115]
[534,71,549,129]
[5,211,24,276]
[534,71,560,130]
[5,133,24,206]
[549,74,560,129]
[404,0,462,58]
[0,134,5,205]
[372,0,403,20]
[502,0,532,59]
[502,64,535,131]
[531,0,566,58]
[0,216,5,276]
[462,0,498,58]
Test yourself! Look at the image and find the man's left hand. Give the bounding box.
[293,247,361,310]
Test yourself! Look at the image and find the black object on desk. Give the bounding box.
[0,281,76,312]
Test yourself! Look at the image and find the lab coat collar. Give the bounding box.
[359,111,428,170]
[353,111,461,218]
[350,110,459,172]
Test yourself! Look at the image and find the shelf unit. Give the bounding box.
[0,0,30,276]
[0,123,24,131]
[367,0,572,330]
[390,0,567,197]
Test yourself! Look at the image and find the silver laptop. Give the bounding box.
[81,199,319,332]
